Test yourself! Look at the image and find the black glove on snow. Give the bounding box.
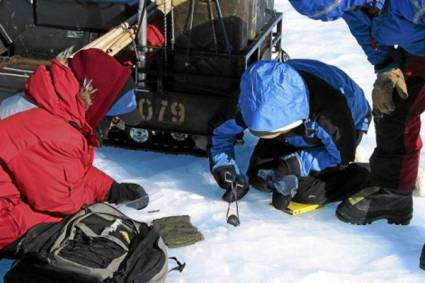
[272,191,292,210]
[213,165,249,203]
[275,155,301,178]
[106,182,149,210]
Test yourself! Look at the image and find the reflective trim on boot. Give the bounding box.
[348,186,381,206]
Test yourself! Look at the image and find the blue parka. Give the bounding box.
[288,0,425,71]
[209,59,371,177]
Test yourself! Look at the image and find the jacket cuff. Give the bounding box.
[211,153,240,175]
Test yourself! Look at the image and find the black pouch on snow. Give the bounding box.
[4,203,168,283]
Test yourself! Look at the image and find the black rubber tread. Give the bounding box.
[336,209,412,226]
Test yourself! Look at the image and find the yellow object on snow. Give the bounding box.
[283,201,321,215]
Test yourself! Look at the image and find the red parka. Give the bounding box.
[0,54,126,249]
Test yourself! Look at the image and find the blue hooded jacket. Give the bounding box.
[210,59,371,177]
[239,61,309,132]
[288,0,425,70]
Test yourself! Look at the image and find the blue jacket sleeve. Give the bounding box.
[342,10,396,71]
[285,122,343,177]
[209,119,245,172]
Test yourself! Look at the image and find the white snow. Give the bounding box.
[3,1,425,282]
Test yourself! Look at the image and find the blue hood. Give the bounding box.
[288,0,385,21]
[239,61,309,132]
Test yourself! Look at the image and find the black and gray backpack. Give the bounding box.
[4,203,173,283]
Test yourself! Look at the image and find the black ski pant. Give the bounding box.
[246,138,370,205]
[370,54,425,193]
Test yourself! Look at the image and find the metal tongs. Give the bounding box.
[224,172,241,227]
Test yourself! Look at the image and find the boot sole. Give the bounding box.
[336,210,412,226]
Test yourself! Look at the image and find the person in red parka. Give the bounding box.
[0,48,148,252]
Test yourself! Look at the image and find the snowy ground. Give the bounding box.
[2,1,425,283]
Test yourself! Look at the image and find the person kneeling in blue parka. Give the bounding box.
[209,59,372,205]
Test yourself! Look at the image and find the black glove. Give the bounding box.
[213,165,237,190]
[221,177,249,203]
[106,182,149,210]
[212,165,249,203]
[270,175,299,210]
[275,155,301,178]
[272,191,292,210]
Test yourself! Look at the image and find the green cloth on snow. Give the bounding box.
[152,215,204,248]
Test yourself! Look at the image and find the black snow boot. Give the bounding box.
[336,186,413,225]
[420,244,425,270]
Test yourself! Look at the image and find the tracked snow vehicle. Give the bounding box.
[0,0,284,154]
[0,0,140,98]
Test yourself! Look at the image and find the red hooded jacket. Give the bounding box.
[0,52,131,249]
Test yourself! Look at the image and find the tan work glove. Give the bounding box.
[372,67,408,114]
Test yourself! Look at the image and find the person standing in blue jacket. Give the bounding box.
[209,59,371,206]
[288,0,425,228]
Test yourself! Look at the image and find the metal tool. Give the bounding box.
[224,172,241,227]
